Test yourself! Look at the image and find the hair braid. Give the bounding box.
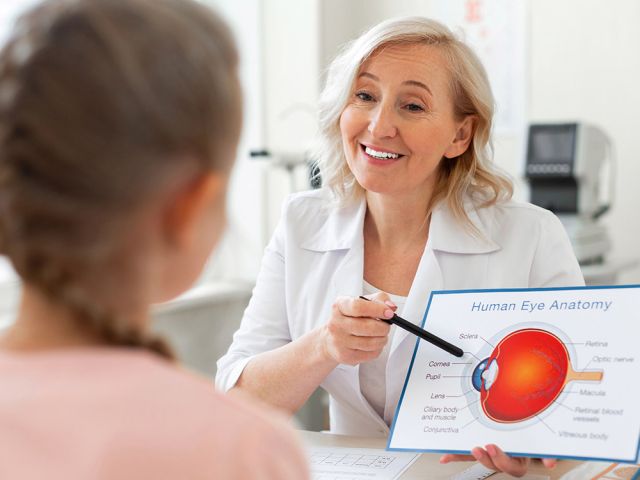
[60,284,176,362]
[2,227,176,360]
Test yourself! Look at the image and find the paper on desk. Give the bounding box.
[388,286,640,463]
[308,446,419,480]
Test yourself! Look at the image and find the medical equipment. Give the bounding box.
[525,123,613,264]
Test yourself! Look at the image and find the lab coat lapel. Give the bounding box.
[327,199,366,300]
[329,236,365,313]
[301,196,366,309]
[322,198,392,431]
[388,246,444,356]
[321,198,364,401]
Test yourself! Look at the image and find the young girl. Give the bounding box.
[0,0,308,478]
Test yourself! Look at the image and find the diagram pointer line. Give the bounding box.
[536,416,556,434]
[479,336,495,348]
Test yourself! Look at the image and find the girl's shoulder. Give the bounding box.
[0,347,307,478]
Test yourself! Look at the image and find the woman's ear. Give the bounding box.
[162,172,226,250]
[444,115,475,159]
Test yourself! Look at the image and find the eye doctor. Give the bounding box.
[217,16,583,476]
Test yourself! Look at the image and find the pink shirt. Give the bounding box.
[0,348,308,480]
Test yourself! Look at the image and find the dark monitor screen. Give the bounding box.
[529,125,576,164]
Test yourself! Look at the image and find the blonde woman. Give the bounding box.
[0,0,307,478]
[217,17,583,476]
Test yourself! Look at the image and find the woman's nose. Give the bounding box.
[367,103,397,139]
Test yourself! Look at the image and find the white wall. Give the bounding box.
[197,0,267,282]
[261,0,321,233]
[211,0,325,278]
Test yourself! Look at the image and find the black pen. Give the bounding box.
[359,296,464,358]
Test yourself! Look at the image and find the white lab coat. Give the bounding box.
[216,189,584,437]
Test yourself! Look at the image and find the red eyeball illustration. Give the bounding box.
[471,328,603,423]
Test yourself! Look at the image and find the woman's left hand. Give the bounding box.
[440,444,556,478]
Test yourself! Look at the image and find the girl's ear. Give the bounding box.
[444,115,475,159]
[162,172,226,249]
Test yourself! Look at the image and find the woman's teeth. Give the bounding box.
[364,146,400,159]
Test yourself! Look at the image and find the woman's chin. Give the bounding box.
[356,180,401,196]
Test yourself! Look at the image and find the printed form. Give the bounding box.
[388,286,640,463]
[309,446,418,480]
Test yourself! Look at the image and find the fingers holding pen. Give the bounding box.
[321,295,395,365]
[339,294,396,320]
[333,296,394,333]
[348,292,396,336]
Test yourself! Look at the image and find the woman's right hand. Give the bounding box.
[319,293,396,365]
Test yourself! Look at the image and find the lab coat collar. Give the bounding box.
[300,196,366,252]
[428,198,501,255]
[300,192,500,255]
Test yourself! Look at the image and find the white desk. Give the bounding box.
[300,430,583,479]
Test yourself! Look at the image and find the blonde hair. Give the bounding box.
[0,0,241,359]
[313,16,512,225]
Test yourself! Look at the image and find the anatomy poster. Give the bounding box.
[388,286,640,463]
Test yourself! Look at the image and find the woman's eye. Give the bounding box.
[355,91,374,102]
[405,103,425,112]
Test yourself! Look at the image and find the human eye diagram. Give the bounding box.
[418,323,610,435]
[414,322,613,435]
[388,288,640,462]
[466,326,603,426]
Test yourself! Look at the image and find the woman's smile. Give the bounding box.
[360,143,405,166]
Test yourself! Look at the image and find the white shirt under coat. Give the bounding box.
[216,188,584,437]
[359,280,406,425]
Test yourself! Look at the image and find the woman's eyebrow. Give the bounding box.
[358,71,378,81]
[403,79,432,96]
[357,72,432,96]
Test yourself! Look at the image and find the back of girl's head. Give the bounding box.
[0,0,241,358]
